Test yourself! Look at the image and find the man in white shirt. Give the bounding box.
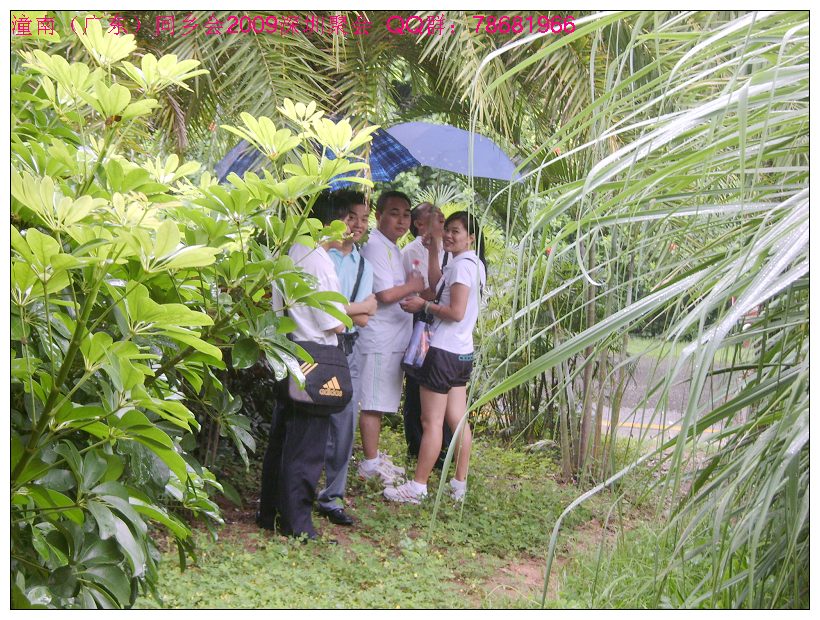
[257,230,345,541]
[402,202,445,290]
[285,242,346,345]
[355,191,424,484]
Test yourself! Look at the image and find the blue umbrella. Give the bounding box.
[215,130,418,186]
[384,122,522,182]
[329,122,521,187]
[215,121,521,186]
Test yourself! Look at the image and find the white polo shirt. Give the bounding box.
[430,251,486,355]
[358,228,413,353]
[401,236,446,289]
[275,243,343,346]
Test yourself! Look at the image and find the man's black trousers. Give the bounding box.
[259,398,330,537]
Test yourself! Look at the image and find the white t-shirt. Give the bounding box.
[430,251,486,355]
[358,228,413,353]
[401,236,446,290]
[274,243,343,346]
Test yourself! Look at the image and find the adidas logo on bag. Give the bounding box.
[319,376,344,397]
[300,362,318,376]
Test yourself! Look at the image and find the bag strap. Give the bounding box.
[341,254,367,336]
[464,257,485,296]
[433,277,446,304]
[349,253,365,302]
[431,251,449,303]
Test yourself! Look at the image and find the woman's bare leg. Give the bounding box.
[444,386,472,482]
[414,387,448,485]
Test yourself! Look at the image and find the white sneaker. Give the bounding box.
[384,481,427,504]
[377,451,405,476]
[448,479,466,501]
[358,459,402,485]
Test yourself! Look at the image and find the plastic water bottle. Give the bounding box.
[410,259,423,282]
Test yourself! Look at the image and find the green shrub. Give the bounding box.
[11,22,375,608]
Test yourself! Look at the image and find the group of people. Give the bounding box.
[257,189,486,540]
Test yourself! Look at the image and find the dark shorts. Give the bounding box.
[418,346,473,394]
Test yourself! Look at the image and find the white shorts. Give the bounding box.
[353,350,404,414]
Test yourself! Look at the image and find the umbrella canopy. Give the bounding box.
[385,122,521,182]
[215,140,263,182]
[215,122,521,186]
[364,128,421,182]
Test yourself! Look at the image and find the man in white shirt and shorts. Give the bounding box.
[355,191,424,484]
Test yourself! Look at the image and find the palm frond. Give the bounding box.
[464,10,808,608]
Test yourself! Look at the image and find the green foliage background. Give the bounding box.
[9,10,810,610]
[10,21,378,608]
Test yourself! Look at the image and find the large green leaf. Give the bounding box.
[79,565,132,608]
[24,485,84,525]
[12,172,102,230]
[129,497,190,539]
[231,337,259,370]
[87,499,117,540]
[110,513,146,577]
[109,411,189,483]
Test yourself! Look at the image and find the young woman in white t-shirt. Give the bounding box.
[387,211,486,504]
[400,203,453,467]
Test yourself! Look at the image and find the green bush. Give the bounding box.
[11,22,375,608]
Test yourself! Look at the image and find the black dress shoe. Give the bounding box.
[317,506,354,526]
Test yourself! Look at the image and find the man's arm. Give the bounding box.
[349,313,370,327]
[374,276,424,304]
[426,237,443,289]
[366,242,424,304]
[346,294,377,317]
[346,293,376,327]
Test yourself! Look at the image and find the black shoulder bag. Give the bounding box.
[287,339,353,416]
[281,308,353,416]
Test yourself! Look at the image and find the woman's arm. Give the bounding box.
[427,282,469,322]
[425,207,445,288]
[426,236,443,289]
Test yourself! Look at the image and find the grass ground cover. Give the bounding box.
[135,426,654,609]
